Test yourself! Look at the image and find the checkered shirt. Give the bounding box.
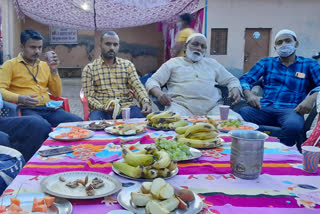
[82,57,150,112]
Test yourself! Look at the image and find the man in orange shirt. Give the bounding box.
[170,13,195,58]
[0,29,82,126]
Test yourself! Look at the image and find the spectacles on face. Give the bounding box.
[275,38,294,46]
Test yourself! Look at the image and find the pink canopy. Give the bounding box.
[14,0,200,30]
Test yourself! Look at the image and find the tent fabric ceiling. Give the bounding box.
[14,0,200,30]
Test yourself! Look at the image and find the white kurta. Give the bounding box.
[146,57,242,116]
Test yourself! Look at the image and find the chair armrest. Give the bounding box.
[80,88,89,121]
[230,99,248,113]
[1,101,19,117]
[49,94,70,112]
[129,89,136,99]
[304,105,318,132]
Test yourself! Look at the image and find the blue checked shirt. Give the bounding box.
[240,56,320,108]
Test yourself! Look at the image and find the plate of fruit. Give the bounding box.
[105,123,147,136]
[117,178,203,214]
[49,126,94,141]
[146,111,189,131]
[217,119,259,132]
[82,120,114,130]
[175,122,223,149]
[112,145,178,180]
[154,137,201,161]
[0,193,72,214]
[40,171,122,199]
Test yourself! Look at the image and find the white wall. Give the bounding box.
[206,0,320,77]
[1,0,22,61]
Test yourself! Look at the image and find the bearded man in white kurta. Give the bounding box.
[146,33,242,116]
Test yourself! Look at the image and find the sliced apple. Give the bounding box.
[141,182,152,194]
[176,196,188,209]
[151,178,167,198]
[176,188,195,202]
[158,183,174,200]
[159,197,179,211]
[146,200,170,214]
[145,201,151,214]
[130,192,153,207]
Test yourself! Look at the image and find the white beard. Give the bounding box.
[186,49,203,62]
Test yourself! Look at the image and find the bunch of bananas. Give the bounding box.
[175,122,221,148]
[146,111,188,130]
[113,145,177,179]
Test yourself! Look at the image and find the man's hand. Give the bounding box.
[228,87,241,105]
[243,90,261,109]
[18,95,39,107]
[294,97,315,115]
[141,103,152,115]
[45,51,60,74]
[157,92,171,106]
[104,105,114,113]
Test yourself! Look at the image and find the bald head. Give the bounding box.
[100,31,119,42]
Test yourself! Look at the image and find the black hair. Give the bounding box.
[179,13,192,25]
[100,31,119,42]
[20,29,43,45]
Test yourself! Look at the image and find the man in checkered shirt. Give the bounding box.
[82,31,152,120]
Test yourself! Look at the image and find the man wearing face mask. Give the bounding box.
[146,33,242,116]
[170,13,195,58]
[82,31,152,120]
[239,29,320,147]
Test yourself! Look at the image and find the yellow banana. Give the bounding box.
[188,130,219,140]
[168,119,188,129]
[146,111,161,120]
[152,150,171,169]
[113,161,143,178]
[167,161,177,171]
[142,167,158,179]
[175,126,190,135]
[206,116,218,128]
[177,137,221,148]
[150,111,176,123]
[184,123,217,138]
[105,98,121,120]
[121,146,155,167]
[157,168,171,178]
[143,146,158,154]
[134,149,147,155]
[158,113,181,123]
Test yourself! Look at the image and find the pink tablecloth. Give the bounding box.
[1,119,320,214]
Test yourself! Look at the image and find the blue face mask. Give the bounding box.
[276,42,296,57]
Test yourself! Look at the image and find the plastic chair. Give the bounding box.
[0,101,20,117]
[4,95,71,117]
[80,88,89,121]
[49,94,70,112]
